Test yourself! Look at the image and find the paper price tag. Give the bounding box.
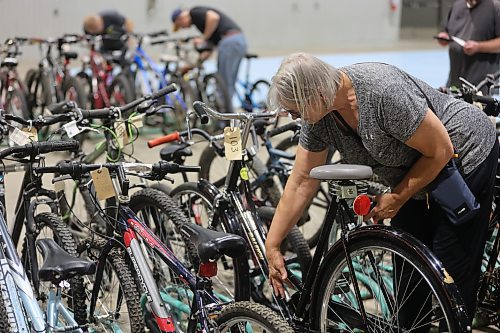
[130,115,144,129]
[63,120,83,138]
[90,167,115,201]
[21,127,38,142]
[10,128,30,145]
[115,122,129,148]
[224,127,242,161]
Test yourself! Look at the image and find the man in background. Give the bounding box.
[436,0,500,90]
[83,10,134,52]
[172,6,247,112]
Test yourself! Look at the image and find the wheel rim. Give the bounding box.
[319,245,454,332]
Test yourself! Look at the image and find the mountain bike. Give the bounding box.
[35,159,295,333]
[234,53,270,112]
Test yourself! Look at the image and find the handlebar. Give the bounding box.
[0,140,79,159]
[35,160,200,181]
[476,69,500,92]
[267,121,301,138]
[192,101,276,122]
[193,103,209,124]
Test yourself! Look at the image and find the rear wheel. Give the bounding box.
[109,74,135,106]
[203,73,231,131]
[249,79,270,111]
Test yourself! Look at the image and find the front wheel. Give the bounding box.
[314,229,469,332]
[249,79,270,110]
[216,301,294,333]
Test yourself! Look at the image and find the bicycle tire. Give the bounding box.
[0,292,11,332]
[216,301,294,333]
[5,85,30,120]
[20,213,87,325]
[169,182,251,301]
[312,225,469,332]
[62,75,89,110]
[256,206,312,276]
[249,79,270,110]
[203,72,231,114]
[109,74,135,106]
[80,239,144,333]
[25,69,52,117]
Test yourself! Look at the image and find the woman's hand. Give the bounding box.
[366,193,404,223]
[266,246,287,299]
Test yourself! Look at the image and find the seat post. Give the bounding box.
[47,287,62,328]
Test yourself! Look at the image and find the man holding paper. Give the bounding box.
[436,0,500,90]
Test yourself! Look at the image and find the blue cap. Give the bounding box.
[171,8,182,23]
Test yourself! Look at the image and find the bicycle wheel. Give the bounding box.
[216,301,294,333]
[79,239,144,332]
[249,79,270,111]
[62,75,89,110]
[25,69,53,119]
[5,85,29,120]
[129,188,200,331]
[109,74,135,106]
[170,182,251,302]
[20,213,87,325]
[313,226,469,332]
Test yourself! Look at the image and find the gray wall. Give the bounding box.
[0,0,401,61]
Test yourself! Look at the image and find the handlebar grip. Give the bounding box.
[193,101,209,124]
[80,108,113,119]
[472,94,498,105]
[147,131,181,148]
[37,140,80,154]
[47,101,74,114]
[179,165,201,173]
[149,29,169,38]
[151,84,177,100]
[267,121,300,138]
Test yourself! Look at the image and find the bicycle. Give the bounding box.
[24,35,88,132]
[76,34,135,109]
[129,31,193,132]
[0,38,30,129]
[35,159,295,333]
[170,101,471,332]
[234,53,270,112]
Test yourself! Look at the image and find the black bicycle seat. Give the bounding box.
[160,142,193,162]
[61,51,78,60]
[36,238,96,284]
[180,223,246,263]
[245,53,258,59]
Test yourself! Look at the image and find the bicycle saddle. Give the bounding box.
[245,53,258,59]
[310,164,373,180]
[180,223,246,263]
[160,142,193,162]
[36,238,96,283]
[61,51,78,60]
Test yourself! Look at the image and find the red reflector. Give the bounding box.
[199,262,218,277]
[353,195,372,216]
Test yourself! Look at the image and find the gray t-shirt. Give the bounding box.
[300,63,496,193]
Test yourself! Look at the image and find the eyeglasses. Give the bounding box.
[280,107,301,119]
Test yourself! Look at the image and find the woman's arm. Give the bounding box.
[266,145,328,297]
[367,109,454,222]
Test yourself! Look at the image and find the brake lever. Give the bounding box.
[52,174,73,184]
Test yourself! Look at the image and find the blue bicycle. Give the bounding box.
[235,54,270,112]
[131,31,192,132]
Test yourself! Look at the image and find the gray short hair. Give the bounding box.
[267,53,342,119]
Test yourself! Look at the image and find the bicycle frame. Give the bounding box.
[89,187,221,332]
[133,45,188,111]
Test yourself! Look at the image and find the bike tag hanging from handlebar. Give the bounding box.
[224,125,242,161]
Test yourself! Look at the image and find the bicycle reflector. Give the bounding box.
[199,262,218,277]
[353,195,372,216]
